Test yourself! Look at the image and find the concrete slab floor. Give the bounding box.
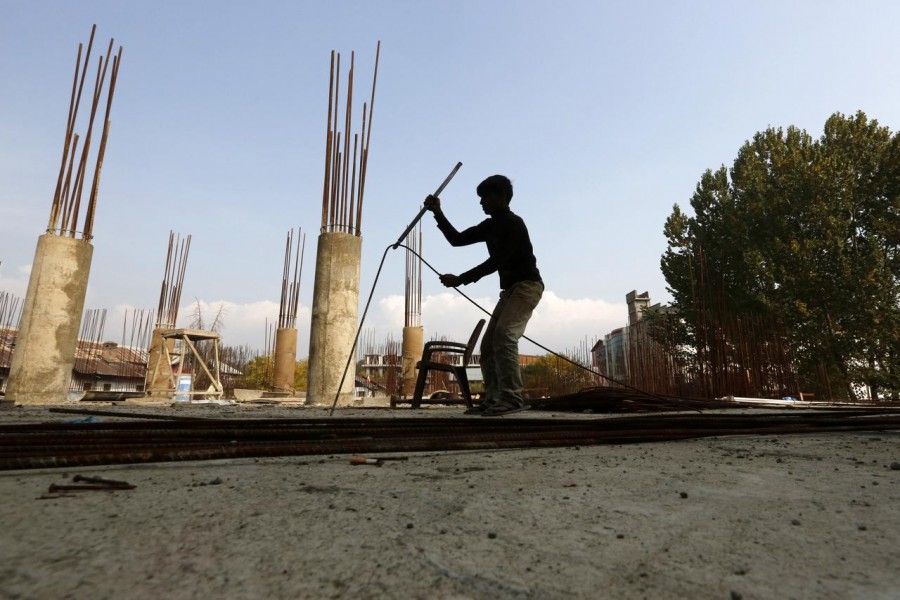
[0,402,898,599]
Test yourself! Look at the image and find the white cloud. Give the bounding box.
[174,298,288,351]
[357,289,626,357]
[179,289,627,358]
[525,291,626,354]
[44,289,627,360]
[530,289,624,330]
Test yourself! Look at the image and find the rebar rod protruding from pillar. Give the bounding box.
[145,232,190,398]
[320,42,380,236]
[46,25,122,241]
[404,224,422,329]
[154,231,191,330]
[277,228,306,330]
[273,227,305,394]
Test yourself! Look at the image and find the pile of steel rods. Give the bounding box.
[1,409,898,471]
[530,387,760,413]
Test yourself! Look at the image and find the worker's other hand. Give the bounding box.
[423,195,441,212]
[439,274,462,288]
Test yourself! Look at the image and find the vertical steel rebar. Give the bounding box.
[45,26,121,241]
[319,42,380,237]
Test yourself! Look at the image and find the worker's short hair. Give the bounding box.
[477,175,513,204]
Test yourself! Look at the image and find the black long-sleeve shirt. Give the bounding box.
[433,206,542,290]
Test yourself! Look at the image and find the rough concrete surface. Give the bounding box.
[6,235,93,404]
[0,403,898,600]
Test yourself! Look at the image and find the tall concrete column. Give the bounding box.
[306,232,361,406]
[7,234,92,404]
[273,327,298,393]
[401,326,423,397]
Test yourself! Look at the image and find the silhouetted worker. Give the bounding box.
[424,174,543,416]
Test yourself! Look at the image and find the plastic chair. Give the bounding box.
[411,319,486,409]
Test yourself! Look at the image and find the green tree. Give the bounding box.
[661,111,900,400]
[293,359,309,391]
[241,356,308,391]
[522,354,596,396]
[240,355,273,389]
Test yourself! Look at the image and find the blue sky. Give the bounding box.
[2,1,899,357]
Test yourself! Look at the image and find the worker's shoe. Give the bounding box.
[481,401,530,417]
[464,401,492,415]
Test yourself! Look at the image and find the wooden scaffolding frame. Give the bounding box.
[146,328,223,400]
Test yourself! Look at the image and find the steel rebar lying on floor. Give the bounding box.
[1,408,899,471]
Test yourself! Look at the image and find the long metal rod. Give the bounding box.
[392,161,462,249]
[84,45,122,240]
[321,51,335,231]
[355,40,380,236]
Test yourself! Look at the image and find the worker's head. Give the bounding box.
[477,175,513,204]
[477,175,513,215]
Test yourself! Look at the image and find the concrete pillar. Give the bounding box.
[145,328,175,399]
[272,327,297,393]
[6,234,92,404]
[306,232,361,406]
[401,325,423,397]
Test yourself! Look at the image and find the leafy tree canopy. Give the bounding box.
[241,356,309,391]
[522,353,596,396]
[661,111,900,398]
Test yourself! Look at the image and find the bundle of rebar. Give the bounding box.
[529,386,753,413]
[256,317,276,387]
[72,308,107,380]
[277,228,305,329]
[155,231,191,329]
[79,308,107,348]
[46,25,122,241]
[1,408,898,472]
[119,308,154,378]
[320,42,380,235]
[0,291,22,370]
[404,224,422,328]
[0,291,23,333]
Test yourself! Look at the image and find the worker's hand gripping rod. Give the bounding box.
[391,161,462,249]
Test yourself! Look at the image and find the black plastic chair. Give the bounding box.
[410,319,486,409]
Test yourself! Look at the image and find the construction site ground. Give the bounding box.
[0,401,898,600]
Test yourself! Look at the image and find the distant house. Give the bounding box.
[71,341,148,393]
[0,332,149,397]
[1,327,247,400]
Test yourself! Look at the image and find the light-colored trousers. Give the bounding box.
[480,280,544,406]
